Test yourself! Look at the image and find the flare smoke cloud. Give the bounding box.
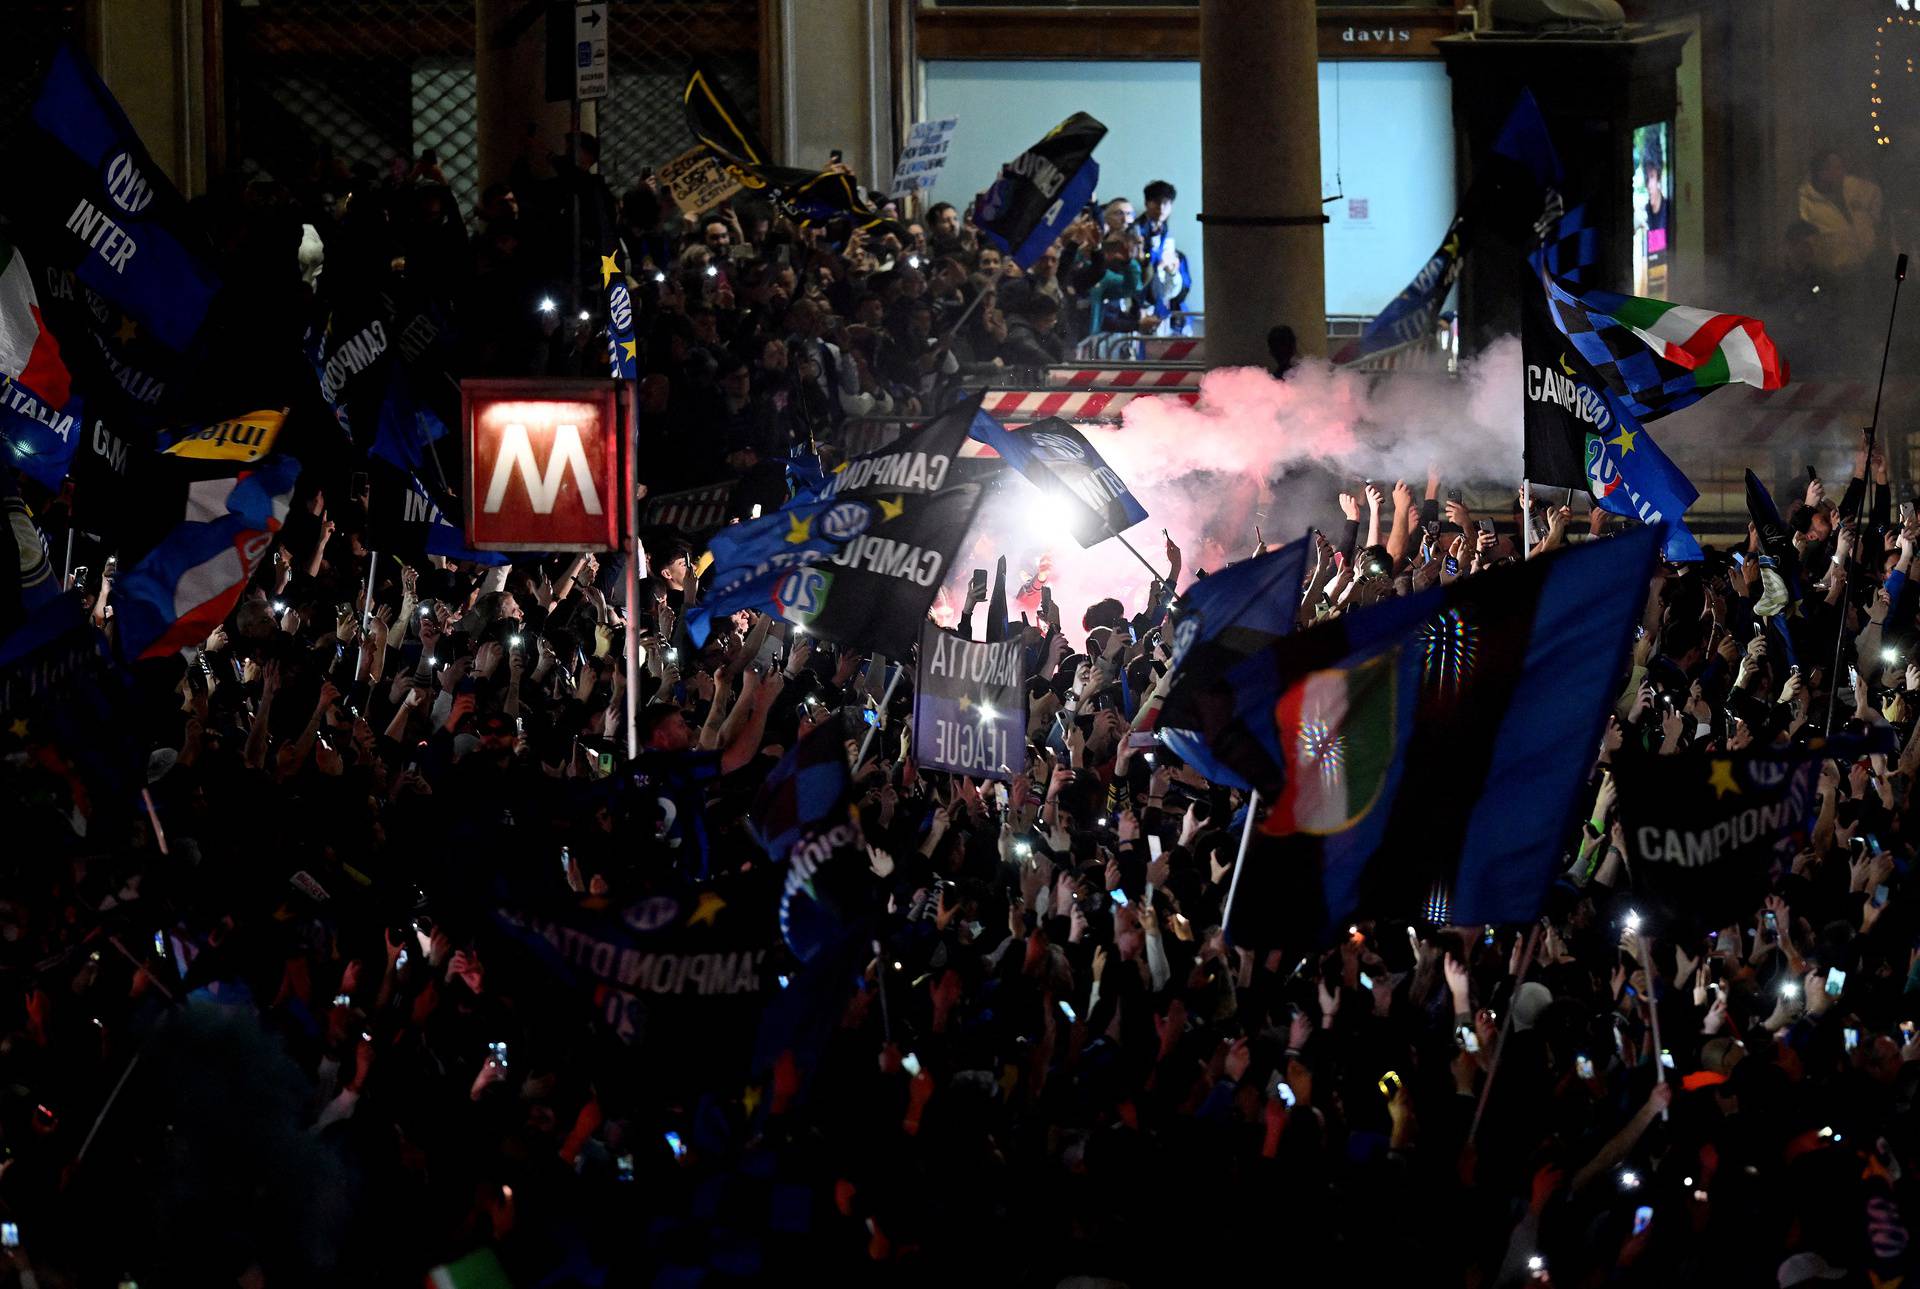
[953,342,1526,624]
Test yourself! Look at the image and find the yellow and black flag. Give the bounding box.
[682,64,814,192]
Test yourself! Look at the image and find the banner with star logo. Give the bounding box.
[1522,274,1703,563]
[602,246,638,379]
[1612,732,1893,929]
[914,622,1027,781]
[687,395,998,650]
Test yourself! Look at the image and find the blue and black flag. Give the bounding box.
[6,45,220,356]
[971,113,1106,270]
[1163,527,1658,944]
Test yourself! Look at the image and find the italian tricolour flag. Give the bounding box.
[0,236,71,409]
[1584,288,1788,392]
[1262,653,1401,837]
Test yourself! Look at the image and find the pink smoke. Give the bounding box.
[954,341,1525,631]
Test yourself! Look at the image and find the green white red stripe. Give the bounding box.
[1263,654,1399,836]
[1589,289,1787,391]
[0,237,72,407]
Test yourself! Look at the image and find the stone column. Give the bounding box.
[1199,0,1326,366]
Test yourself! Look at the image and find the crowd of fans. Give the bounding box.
[4,134,1920,1289]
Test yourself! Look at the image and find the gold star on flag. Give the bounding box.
[957,693,973,711]
[599,252,621,287]
[115,316,137,345]
[742,1084,763,1117]
[7,717,28,739]
[1607,427,1638,455]
[1706,759,1741,798]
[878,496,904,521]
[1558,352,1576,376]
[786,512,813,544]
[687,890,726,926]
[620,338,637,363]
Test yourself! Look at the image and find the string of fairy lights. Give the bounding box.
[1875,6,1920,147]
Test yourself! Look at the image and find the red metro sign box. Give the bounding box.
[463,379,623,551]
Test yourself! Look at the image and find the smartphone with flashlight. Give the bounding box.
[487,1040,510,1068]
[664,1130,687,1161]
[1455,1025,1480,1054]
[1,1222,17,1249]
[1827,967,1848,996]
[901,1052,923,1077]
[1845,1026,1861,1052]
[1575,1053,1596,1079]
[617,1153,635,1182]
[1632,1205,1654,1236]
[1057,999,1077,1024]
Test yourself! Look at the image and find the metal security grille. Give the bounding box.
[224,0,760,218]
[597,4,760,197]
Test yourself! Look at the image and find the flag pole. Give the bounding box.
[1520,479,1533,561]
[939,287,990,343]
[63,526,74,589]
[872,938,893,1043]
[1635,930,1671,1120]
[624,382,642,761]
[354,551,379,682]
[855,664,906,770]
[1114,533,1169,585]
[1217,789,1261,936]
[1468,919,1543,1142]
[1826,253,1908,733]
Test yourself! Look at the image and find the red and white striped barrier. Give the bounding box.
[980,388,1199,419]
[1044,366,1204,389]
[1140,337,1201,361]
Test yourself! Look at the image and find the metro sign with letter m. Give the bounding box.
[463,379,624,551]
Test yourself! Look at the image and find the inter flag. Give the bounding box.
[682,63,818,194]
[1331,220,1463,366]
[697,394,983,577]
[971,113,1106,270]
[602,245,637,379]
[366,461,507,567]
[689,395,992,647]
[1165,527,1658,942]
[1524,278,1703,563]
[965,412,1146,547]
[693,483,988,655]
[1614,733,1891,929]
[368,363,449,475]
[1544,275,1787,421]
[783,168,901,238]
[0,236,81,489]
[114,455,299,660]
[1335,90,1564,366]
[1745,469,1803,603]
[753,719,864,960]
[7,45,219,355]
[156,407,286,464]
[1156,538,1311,788]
